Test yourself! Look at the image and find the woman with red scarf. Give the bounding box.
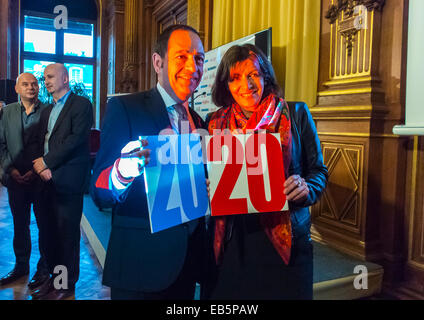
[204,44,328,299]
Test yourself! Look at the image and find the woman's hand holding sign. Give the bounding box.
[283,175,309,203]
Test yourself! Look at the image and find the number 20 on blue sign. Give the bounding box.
[144,134,210,233]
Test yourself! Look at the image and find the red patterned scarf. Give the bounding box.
[208,94,292,265]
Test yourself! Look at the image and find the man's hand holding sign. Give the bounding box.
[142,134,210,233]
[115,137,151,180]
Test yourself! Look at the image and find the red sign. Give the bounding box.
[206,133,288,216]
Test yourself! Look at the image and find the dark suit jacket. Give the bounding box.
[35,92,93,194]
[0,101,47,187]
[90,87,206,292]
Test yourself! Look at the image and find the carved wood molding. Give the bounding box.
[316,142,364,233]
[153,0,186,22]
[325,0,385,24]
[105,0,125,14]
[325,0,385,56]
[121,62,139,92]
[112,0,125,12]
[317,0,387,107]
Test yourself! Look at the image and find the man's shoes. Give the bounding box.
[41,288,75,300]
[0,268,29,287]
[30,277,53,300]
[28,271,50,290]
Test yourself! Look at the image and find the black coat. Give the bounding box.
[90,87,206,292]
[287,101,328,238]
[35,92,93,194]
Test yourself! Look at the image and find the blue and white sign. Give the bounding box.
[144,134,210,233]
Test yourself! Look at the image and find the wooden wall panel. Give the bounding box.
[315,141,364,234]
[0,0,19,81]
[313,0,410,289]
[97,0,124,123]
[402,136,424,296]
[111,0,125,94]
[311,136,371,259]
[187,0,213,51]
[136,0,188,92]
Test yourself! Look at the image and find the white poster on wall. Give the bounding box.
[192,35,256,121]
[393,0,424,136]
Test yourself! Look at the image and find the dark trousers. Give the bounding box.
[110,224,204,300]
[40,182,84,289]
[7,181,49,274]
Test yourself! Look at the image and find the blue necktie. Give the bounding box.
[167,104,198,233]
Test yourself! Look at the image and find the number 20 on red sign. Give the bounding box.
[206,133,288,216]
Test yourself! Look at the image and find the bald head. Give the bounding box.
[45,63,69,78]
[15,72,39,103]
[16,72,37,85]
[44,63,70,101]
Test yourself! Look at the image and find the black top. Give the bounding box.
[21,101,42,147]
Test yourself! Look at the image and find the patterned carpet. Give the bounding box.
[0,185,110,300]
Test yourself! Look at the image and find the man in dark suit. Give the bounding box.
[31,63,93,300]
[90,25,207,300]
[0,73,49,288]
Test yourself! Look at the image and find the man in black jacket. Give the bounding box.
[31,63,93,300]
[0,73,49,288]
[91,25,207,300]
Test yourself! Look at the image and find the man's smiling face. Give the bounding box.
[160,29,205,102]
